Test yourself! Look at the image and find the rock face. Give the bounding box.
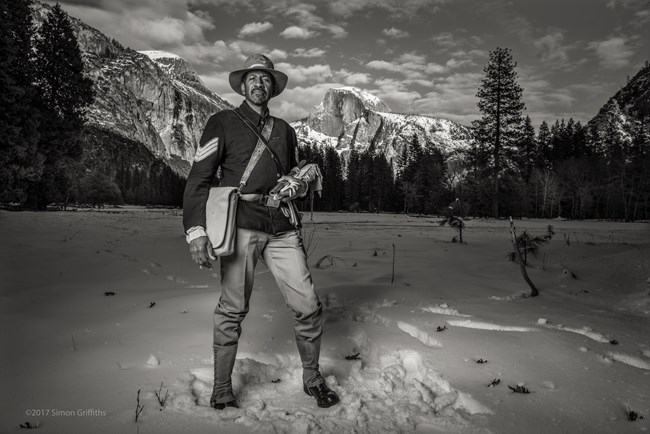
[305,87,391,136]
[32,3,232,177]
[587,62,650,149]
[293,87,472,171]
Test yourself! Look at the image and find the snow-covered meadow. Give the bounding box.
[1,209,648,433]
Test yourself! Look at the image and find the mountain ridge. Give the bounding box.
[292,86,472,171]
[32,1,232,177]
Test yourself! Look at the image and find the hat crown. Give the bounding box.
[244,53,274,70]
[229,53,287,97]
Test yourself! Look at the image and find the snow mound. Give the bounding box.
[447,320,538,332]
[165,347,490,432]
[396,321,443,347]
[146,354,160,367]
[606,352,650,370]
[541,321,613,343]
[421,303,472,317]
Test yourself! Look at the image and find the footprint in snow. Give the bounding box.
[169,347,491,432]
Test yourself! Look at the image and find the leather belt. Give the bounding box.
[239,193,281,209]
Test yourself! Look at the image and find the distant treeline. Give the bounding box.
[298,50,649,221]
[1,1,95,209]
[296,115,649,221]
[82,127,186,207]
[3,2,647,218]
[1,1,185,209]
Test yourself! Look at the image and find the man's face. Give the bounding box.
[241,70,273,106]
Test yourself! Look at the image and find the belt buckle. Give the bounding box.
[263,196,281,208]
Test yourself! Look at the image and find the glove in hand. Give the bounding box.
[270,175,307,201]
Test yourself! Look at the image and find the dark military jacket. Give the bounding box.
[183,101,299,235]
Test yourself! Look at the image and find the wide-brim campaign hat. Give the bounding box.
[229,53,288,97]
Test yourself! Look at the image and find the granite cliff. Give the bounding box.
[32,3,231,178]
[587,62,650,151]
[292,87,472,171]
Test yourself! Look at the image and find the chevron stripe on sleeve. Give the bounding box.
[194,137,219,162]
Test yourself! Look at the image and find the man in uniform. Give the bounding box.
[183,54,339,410]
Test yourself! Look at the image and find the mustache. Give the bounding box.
[251,86,267,94]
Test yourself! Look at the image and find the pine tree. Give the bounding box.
[359,150,374,210]
[322,147,343,211]
[516,115,536,182]
[572,121,588,158]
[30,3,94,208]
[629,118,649,220]
[420,147,447,214]
[536,121,552,169]
[372,154,394,211]
[344,149,361,211]
[472,47,525,218]
[0,0,42,203]
[548,119,566,168]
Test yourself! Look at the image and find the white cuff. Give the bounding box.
[185,226,207,244]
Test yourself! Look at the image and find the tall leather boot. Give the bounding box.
[296,336,340,408]
[295,336,322,387]
[210,343,239,409]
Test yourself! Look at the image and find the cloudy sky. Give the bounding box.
[49,0,649,127]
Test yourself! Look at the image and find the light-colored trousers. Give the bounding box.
[212,228,323,404]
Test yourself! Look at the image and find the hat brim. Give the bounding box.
[229,67,288,97]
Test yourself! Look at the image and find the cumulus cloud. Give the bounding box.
[513,67,603,125]
[283,3,348,39]
[431,32,456,48]
[51,0,214,50]
[178,39,285,70]
[366,60,403,73]
[588,36,635,69]
[292,48,326,58]
[238,21,273,37]
[413,72,483,124]
[533,28,573,67]
[329,0,448,18]
[276,62,334,84]
[606,0,650,27]
[336,69,371,85]
[431,32,484,51]
[606,0,645,8]
[200,72,235,100]
[280,26,317,39]
[191,0,348,38]
[373,78,420,112]
[382,27,410,39]
[267,49,289,61]
[474,2,535,44]
[366,51,455,80]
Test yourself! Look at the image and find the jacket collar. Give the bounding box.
[239,101,269,128]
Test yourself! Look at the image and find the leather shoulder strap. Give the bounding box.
[237,116,275,192]
[232,109,284,175]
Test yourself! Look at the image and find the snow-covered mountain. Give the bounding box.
[587,62,649,150]
[292,87,472,171]
[31,3,231,177]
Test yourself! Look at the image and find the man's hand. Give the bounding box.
[189,236,216,269]
[270,175,307,202]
